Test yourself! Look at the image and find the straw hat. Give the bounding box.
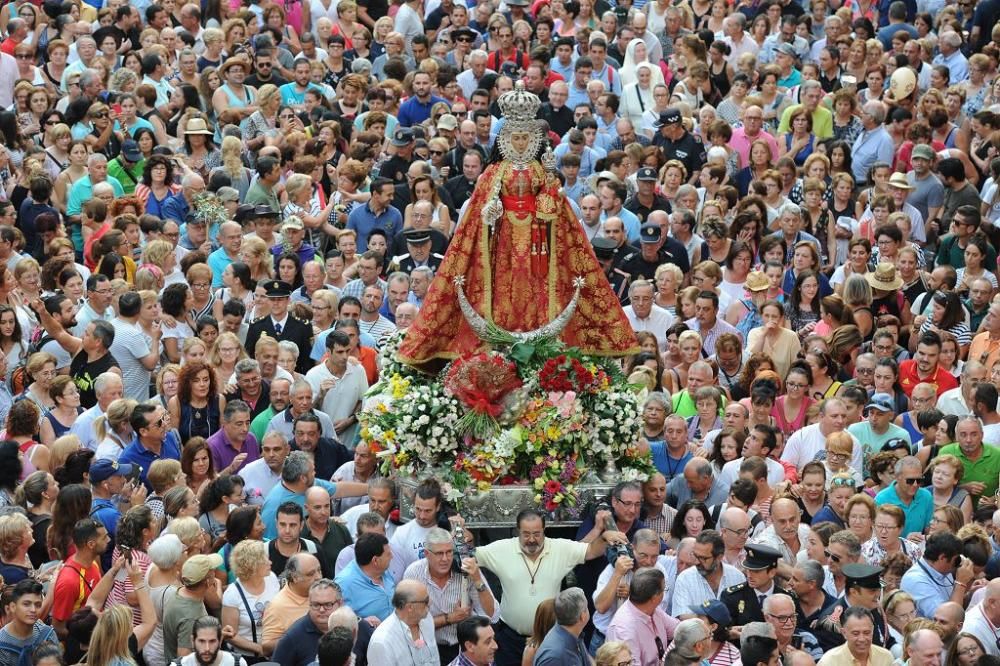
[184,117,214,135]
[887,173,914,190]
[745,270,769,292]
[865,263,903,291]
[219,57,249,76]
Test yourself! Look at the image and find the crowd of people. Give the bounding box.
[0,0,995,661]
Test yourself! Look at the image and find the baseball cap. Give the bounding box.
[636,167,658,181]
[181,554,224,586]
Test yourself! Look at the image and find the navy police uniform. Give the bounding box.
[387,229,445,275]
[245,280,315,375]
[813,563,890,652]
[720,544,792,627]
[651,108,707,178]
[593,237,631,305]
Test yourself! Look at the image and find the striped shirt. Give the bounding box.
[401,559,500,646]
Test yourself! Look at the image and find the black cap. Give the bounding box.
[592,236,617,259]
[742,544,782,570]
[253,204,279,218]
[184,213,206,227]
[391,127,414,147]
[842,563,883,589]
[234,204,257,224]
[453,27,477,41]
[262,280,292,298]
[637,167,658,181]
[639,223,662,244]
[655,107,682,127]
[404,229,432,244]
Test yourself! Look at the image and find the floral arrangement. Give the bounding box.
[360,335,654,511]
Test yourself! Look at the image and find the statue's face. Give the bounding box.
[509,131,532,154]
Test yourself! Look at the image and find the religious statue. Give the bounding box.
[398,81,639,369]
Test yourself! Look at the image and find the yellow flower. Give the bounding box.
[534,494,542,504]
[385,430,396,442]
[477,481,492,492]
[534,477,544,490]
[546,426,561,440]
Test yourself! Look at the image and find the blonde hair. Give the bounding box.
[88,605,136,666]
[166,515,201,546]
[231,538,269,581]
[147,459,183,495]
[256,84,280,110]
[50,434,81,471]
[221,135,244,179]
[209,332,248,367]
[285,173,312,201]
[94,398,138,443]
[241,236,274,280]
[0,512,32,560]
[143,239,174,269]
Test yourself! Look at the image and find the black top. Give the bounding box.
[70,351,121,409]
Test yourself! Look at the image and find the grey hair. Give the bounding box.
[235,359,260,375]
[278,340,300,361]
[628,279,654,298]
[893,455,923,476]
[855,352,876,366]
[291,379,313,397]
[797,560,825,586]
[261,431,288,448]
[780,202,802,219]
[94,371,123,397]
[762,593,795,615]
[328,606,359,633]
[633,528,660,549]
[800,80,823,93]
[282,450,313,483]
[411,266,434,281]
[863,100,886,125]
[87,152,109,166]
[387,272,411,287]
[644,391,672,414]
[223,399,251,421]
[554,587,588,626]
[181,173,205,189]
[629,567,665,604]
[468,50,488,64]
[80,68,102,90]
[674,618,711,655]
[940,31,962,48]
[676,184,697,199]
[357,511,386,533]
[284,552,315,582]
[690,458,713,479]
[424,527,452,546]
[148,533,186,569]
[309,579,341,598]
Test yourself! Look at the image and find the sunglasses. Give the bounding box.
[830,476,856,488]
[15,54,32,60]
[429,150,443,155]
[457,36,473,42]
[824,549,842,563]
[901,477,921,485]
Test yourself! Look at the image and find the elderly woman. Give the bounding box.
[241,84,279,165]
[861,503,924,566]
[928,454,972,524]
[845,493,876,545]
[883,590,918,658]
[221,538,280,662]
[143,533,186,666]
[0,512,36,583]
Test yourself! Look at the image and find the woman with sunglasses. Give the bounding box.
[810,472,857,528]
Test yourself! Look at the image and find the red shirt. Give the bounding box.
[52,558,101,622]
[898,359,958,397]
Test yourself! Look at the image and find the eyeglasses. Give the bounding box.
[310,600,342,610]
[429,150,443,155]
[15,54,32,60]
[855,367,875,374]
[191,282,210,289]
[767,613,796,624]
[786,382,808,389]
[614,498,642,509]
[824,549,842,563]
[92,111,108,118]
[409,597,431,606]
[874,523,898,532]
[826,451,849,461]
[901,477,921,485]
[723,526,749,538]
[958,647,982,657]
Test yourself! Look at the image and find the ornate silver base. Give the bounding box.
[398,477,616,527]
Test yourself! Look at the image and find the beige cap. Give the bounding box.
[745,270,769,292]
[181,553,223,586]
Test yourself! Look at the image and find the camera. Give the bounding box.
[451,523,473,575]
[596,503,635,566]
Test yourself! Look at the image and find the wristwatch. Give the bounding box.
[475,581,487,593]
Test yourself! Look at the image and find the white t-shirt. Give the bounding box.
[388,520,434,582]
[220,573,280,656]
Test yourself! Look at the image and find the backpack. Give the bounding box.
[9,333,56,396]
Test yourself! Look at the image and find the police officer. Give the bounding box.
[624,167,671,223]
[652,107,707,184]
[721,544,791,629]
[619,223,675,282]
[379,128,415,184]
[387,229,445,275]
[813,563,889,651]
[245,279,315,375]
[593,236,631,305]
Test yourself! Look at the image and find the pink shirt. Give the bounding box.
[730,128,780,169]
[605,600,679,666]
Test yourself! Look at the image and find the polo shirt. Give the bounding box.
[817,642,894,666]
[271,612,325,666]
[897,359,959,397]
[334,559,395,620]
[206,429,259,474]
[777,104,833,139]
[249,406,276,443]
[939,443,1000,499]
[207,247,238,288]
[650,441,693,481]
[397,94,448,127]
[874,483,934,536]
[473,537,588,636]
[346,201,403,253]
[117,433,182,490]
[261,479,337,540]
[261,585,309,647]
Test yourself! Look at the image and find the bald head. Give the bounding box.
[720,507,750,531]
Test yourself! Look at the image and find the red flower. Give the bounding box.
[544,479,563,495]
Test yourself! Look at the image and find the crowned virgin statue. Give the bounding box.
[397,82,639,369]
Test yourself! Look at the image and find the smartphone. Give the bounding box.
[112,104,123,115]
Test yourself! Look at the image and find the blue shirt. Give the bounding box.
[602,208,642,245]
[900,558,958,619]
[117,433,182,491]
[397,94,448,127]
[90,497,120,571]
[346,202,403,253]
[161,191,191,225]
[207,247,237,288]
[334,559,396,621]
[278,82,324,107]
[649,442,692,482]
[852,126,896,183]
[550,57,576,81]
[875,483,934,536]
[932,49,969,84]
[261,479,338,540]
[567,82,591,112]
[554,143,601,179]
[311,328,377,361]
